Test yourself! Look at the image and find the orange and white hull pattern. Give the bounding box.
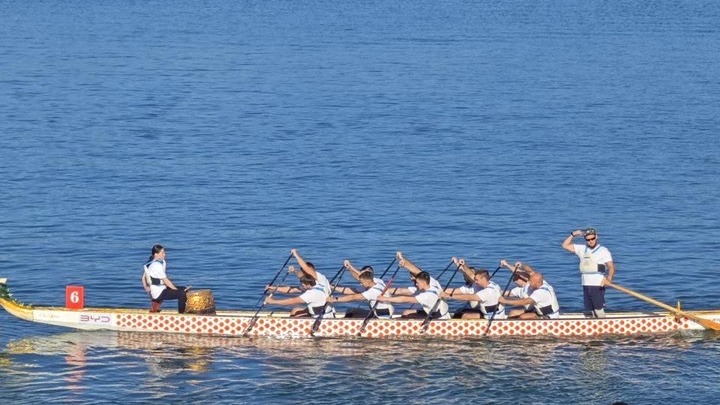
[3,297,720,338]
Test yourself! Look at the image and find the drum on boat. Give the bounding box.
[185,289,216,315]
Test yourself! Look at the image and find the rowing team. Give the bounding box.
[264,249,560,321]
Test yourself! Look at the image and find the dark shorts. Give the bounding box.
[402,309,442,319]
[583,285,605,313]
[156,286,187,314]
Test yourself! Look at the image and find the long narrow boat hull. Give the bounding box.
[3,292,720,338]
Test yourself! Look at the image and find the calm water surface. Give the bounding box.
[1,0,719,403]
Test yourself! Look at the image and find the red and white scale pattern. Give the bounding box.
[115,313,691,338]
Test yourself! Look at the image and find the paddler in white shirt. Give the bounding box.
[442,268,506,319]
[499,272,560,319]
[376,252,450,320]
[265,273,331,317]
[331,260,394,318]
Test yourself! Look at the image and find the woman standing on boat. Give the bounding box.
[562,227,615,318]
[141,244,188,313]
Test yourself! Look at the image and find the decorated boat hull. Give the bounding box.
[3,280,719,338]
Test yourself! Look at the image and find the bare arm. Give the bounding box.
[452,257,475,281]
[335,285,362,295]
[604,260,616,284]
[344,260,363,281]
[162,277,178,290]
[377,295,417,304]
[499,295,535,307]
[265,295,305,306]
[442,292,481,302]
[332,293,366,303]
[500,259,535,276]
[389,287,415,296]
[562,230,583,253]
[397,251,422,277]
[292,249,318,280]
[265,285,303,294]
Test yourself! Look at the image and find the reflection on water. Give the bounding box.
[1,331,718,404]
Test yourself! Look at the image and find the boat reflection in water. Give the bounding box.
[0,330,714,403]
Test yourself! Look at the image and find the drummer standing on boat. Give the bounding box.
[562,227,615,318]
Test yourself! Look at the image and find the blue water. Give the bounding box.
[1,0,720,403]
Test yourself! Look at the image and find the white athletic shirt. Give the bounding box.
[475,282,506,319]
[528,285,560,319]
[315,271,331,296]
[573,244,613,286]
[299,285,334,316]
[458,283,481,308]
[144,259,167,300]
[361,278,393,315]
[411,276,450,319]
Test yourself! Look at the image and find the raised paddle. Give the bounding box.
[310,265,347,336]
[420,262,461,333]
[356,263,402,336]
[488,265,503,280]
[483,263,519,337]
[606,281,720,331]
[242,253,294,336]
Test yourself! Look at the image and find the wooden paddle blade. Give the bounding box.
[607,281,720,331]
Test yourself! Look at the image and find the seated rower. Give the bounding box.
[331,260,394,318]
[442,268,506,319]
[499,259,560,319]
[443,257,483,315]
[265,274,335,318]
[376,252,450,320]
[498,272,560,319]
[289,248,332,296]
[141,244,189,313]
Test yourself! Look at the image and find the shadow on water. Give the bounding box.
[1,330,719,403]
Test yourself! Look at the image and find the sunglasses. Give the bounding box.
[585,237,597,242]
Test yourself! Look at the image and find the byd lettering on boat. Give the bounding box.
[80,314,112,324]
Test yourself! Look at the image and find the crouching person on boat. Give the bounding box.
[330,260,394,319]
[498,272,560,319]
[141,244,189,313]
[376,252,450,320]
[264,271,335,318]
[442,268,506,320]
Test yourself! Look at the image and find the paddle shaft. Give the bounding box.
[357,263,402,336]
[243,253,294,336]
[421,261,460,331]
[310,265,347,335]
[606,281,720,331]
[483,264,519,336]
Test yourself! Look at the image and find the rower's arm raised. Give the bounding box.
[397,251,423,277]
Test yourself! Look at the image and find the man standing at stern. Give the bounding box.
[562,227,615,318]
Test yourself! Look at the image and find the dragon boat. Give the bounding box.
[2,278,719,338]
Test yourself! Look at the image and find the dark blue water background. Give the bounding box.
[1,0,719,403]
